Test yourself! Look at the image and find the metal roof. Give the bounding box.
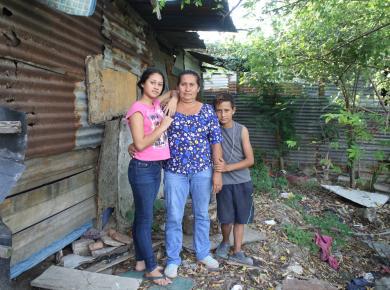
[129,0,236,32]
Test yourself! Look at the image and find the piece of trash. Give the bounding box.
[287,263,304,275]
[363,272,375,283]
[231,285,243,290]
[314,232,339,270]
[264,219,277,225]
[280,192,294,199]
[347,277,370,290]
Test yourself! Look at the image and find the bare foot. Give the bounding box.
[135,261,145,272]
[135,261,163,272]
[144,268,172,286]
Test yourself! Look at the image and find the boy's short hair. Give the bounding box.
[213,93,235,109]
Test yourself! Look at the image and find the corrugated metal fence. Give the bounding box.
[204,83,389,176]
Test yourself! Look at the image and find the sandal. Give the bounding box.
[143,274,171,286]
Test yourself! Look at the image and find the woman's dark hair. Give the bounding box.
[137,67,166,96]
[213,93,235,109]
[177,70,201,87]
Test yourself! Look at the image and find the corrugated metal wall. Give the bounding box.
[0,0,104,158]
[204,83,389,175]
[0,0,173,277]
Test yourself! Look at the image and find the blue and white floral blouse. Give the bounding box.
[164,104,223,175]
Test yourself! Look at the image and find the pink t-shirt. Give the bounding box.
[125,100,170,161]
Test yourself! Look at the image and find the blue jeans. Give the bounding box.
[128,158,161,273]
[164,168,212,265]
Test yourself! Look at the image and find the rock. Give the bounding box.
[375,277,390,290]
[281,278,337,290]
[357,207,377,223]
[72,239,94,256]
[286,263,303,275]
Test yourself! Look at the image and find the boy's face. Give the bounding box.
[215,101,235,125]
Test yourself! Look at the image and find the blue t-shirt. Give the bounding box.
[164,104,223,175]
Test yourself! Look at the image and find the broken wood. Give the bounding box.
[85,252,133,273]
[0,121,21,134]
[31,265,141,290]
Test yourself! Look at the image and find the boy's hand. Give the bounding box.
[214,157,229,172]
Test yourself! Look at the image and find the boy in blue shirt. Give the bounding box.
[213,93,255,265]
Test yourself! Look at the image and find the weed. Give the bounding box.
[284,224,319,253]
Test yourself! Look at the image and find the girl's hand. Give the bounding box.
[163,90,179,117]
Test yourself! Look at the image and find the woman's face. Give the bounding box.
[178,74,200,103]
[143,73,164,98]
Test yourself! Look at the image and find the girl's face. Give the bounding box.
[142,73,164,99]
[178,74,200,103]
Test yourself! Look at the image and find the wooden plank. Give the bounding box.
[86,55,137,124]
[1,169,96,233]
[0,121,21,134]
[85,253,133,273]
[11,222,92,279]
[11,197,96,265]
[11,149,98,194]
[31,265,141,290]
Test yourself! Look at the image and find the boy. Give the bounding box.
[213,93,255,266]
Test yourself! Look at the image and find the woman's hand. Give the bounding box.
[212,171,222,194]
[163,90,179,117]
[128,143,137,157]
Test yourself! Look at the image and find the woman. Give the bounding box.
[126,67,176,286]
[163,70,223,279]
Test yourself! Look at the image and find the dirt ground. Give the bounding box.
[8,181,390,290]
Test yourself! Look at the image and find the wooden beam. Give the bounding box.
[11,197,96,265]
[11,149,98,195]
[0,169,96,234]
[0,121,21,134]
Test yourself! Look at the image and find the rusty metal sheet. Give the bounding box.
[0,0,103,78]
[0,0,104,158]
[86,55,137,124]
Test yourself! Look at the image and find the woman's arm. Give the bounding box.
[211,143,223,194]
[129,112,172,151]
[215,127,254,172]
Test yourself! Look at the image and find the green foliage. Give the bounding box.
[284,211,352,251]
[209,0,389,187]
[304,213,352,249]
[251,160,273,193]
[284,224,319,253]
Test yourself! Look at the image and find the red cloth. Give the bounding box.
[315,232,340,270]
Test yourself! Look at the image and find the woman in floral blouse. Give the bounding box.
[163,70,223,279]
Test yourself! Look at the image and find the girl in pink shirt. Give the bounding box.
[126,68,176,286]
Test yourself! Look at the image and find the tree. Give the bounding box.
[210,0,389,187]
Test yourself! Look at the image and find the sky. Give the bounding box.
[198,0,273,44]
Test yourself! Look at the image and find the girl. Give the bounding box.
[126,67,176,286]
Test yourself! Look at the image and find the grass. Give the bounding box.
[282,192,352,251]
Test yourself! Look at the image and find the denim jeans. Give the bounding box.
[164,167,212,265]
[128,158,161,272]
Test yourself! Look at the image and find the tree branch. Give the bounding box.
[324,22,390,56]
